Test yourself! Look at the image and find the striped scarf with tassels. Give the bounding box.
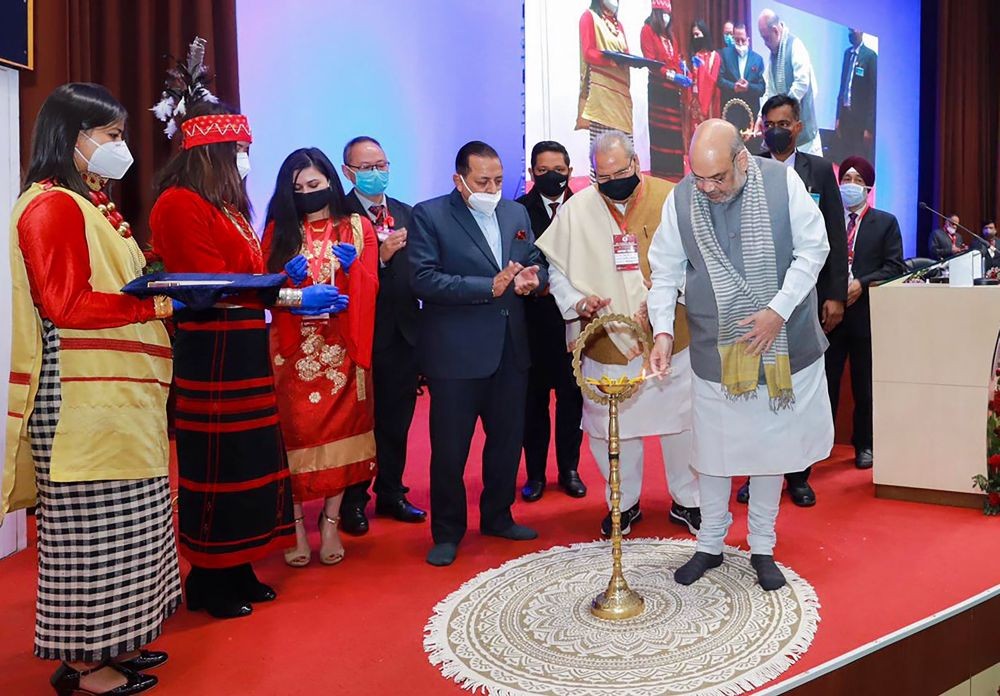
[689,154,795,412]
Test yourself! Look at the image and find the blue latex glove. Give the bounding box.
[672,74,693,88]
[691,54,703,69]
[297,284,340,314]
[172,299,186,313]
[332,243,357,273]
[291,292,349,316]
[284,255,308,285]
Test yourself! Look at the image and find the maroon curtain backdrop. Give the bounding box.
[932,0,1000,235]
[669,0,751,58]
[18,0,240,244]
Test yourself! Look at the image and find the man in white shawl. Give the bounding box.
[648,120,832,591]
[535,130,700,538]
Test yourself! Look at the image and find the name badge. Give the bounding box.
[855,66,865,77]
[810,192,821,206]
[613,233,640,271]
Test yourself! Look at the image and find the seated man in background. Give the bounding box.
[929,213,967,260]
[982,220,999,272]
[827,156,906,470]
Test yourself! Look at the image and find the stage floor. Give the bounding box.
[1,394,998,695]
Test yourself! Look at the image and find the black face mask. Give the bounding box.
[691,36,708,53]
[534,170,569,198]
[764,126,795,155]
[598,173,640,202]
[294,188,330,215]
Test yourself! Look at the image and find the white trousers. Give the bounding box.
[695,473,783,555]
[588,429,700,511]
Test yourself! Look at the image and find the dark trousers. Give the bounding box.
[523,348,583,482]
[428,332,528,544]
[341,331,419,511]
[836,105,873,162]
[824,311,874,450]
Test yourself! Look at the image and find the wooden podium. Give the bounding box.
[870,283,996,507]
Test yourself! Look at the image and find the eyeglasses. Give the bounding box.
[347,161,390,173]
[594,161,636,184]
[692,152,740,187]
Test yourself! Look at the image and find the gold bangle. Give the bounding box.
[153,295,173,319]
[276,288,303,307]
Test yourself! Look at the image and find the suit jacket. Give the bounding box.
[717,46,766,122]
[930,227,967,260]
[409,189,547,380]
[837,44,877,133]
[343,189,419,351]
[848,206,906,333]
[516,186,574,353]
[759,151,849,304]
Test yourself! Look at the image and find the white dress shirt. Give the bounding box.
[469,206,503,267]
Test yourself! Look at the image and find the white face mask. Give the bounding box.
[236,152,251,180]
[735,43,749,57]
[662,13,671,25]
[460,176,501,215]
[602,0,618,13]
[76,133,133,180]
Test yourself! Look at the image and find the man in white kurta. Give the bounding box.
[536,130,700,537]
[647,120,832,590]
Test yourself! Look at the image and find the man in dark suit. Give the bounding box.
[743,93,848,507]
[516,141,586,503]
[718,23,766,130]
[929,213,967,260]
[338,136,426,535]
[836,29,877,163]
[982,220,1000,272]
[830,156,905,470]
[409,141,547,566]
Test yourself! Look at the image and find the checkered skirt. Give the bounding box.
[29,321,181,661]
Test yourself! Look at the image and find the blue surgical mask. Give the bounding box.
[354,168,390,197]
[724,34,735,47]
[839,183,867,209]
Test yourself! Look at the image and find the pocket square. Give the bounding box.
[515,229,527,240]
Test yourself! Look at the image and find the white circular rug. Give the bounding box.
[424,538,820,696]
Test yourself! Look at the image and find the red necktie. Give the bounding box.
[549,202,559,219]
[846,213,858,265]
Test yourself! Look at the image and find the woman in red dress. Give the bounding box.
[640,0,685,180]
[150,104,340,619]
[262,148,379,567]
[686,20,722,141]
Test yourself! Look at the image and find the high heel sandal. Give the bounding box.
[51,661,157,695]
[283,515,311,567]
[318,512,345,565]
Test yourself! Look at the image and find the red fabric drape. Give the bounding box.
[18,0,240,245]
[933,0,1000,234]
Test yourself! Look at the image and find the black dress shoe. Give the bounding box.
[482,523,538,540]
[117,650,167,671]
[51,662,157,696]
[340,505,369,536]
[521,480,545,502]
[668,502,701,534]
[185,574,252,620]
[674,551,724,585]
[558,472,587,498]
[375,496,427,522]
[426,542,458,566]
[736,481,750,504]
[787,482,816,507]
[751,554,787,591]
[231,564,277,603]
[601,503,642,537]
[855,448,873,470]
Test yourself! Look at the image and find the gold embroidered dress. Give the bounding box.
[264,213,379,501]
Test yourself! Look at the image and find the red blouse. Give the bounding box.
[579,9,625,68]
[18,190,157,329]
[639,24,682,87]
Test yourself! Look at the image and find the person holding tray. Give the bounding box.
[150,89,340,616]
[641,0,686,181]
[4,82,178,696]
[261,148,379,568]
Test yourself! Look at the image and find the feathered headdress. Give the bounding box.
[151,36,219,139]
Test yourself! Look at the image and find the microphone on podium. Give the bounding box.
[919,201,990,250]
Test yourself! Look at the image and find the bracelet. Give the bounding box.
[153,295,173,319]
[276,288,304,307]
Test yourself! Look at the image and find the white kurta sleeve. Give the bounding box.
[548,264,587,320]
[789,37,816,102]
[648,192,688,337]
[767,166,831,320]
[763,54,776,98]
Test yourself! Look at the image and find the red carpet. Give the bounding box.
[1,393,998,695]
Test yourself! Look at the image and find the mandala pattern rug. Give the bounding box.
[424,538,820,696]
